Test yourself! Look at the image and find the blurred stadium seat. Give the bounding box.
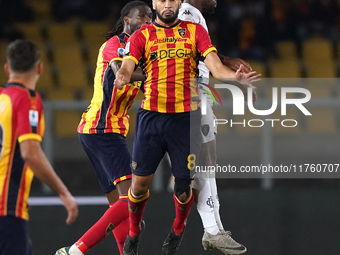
[47,22,78,45]
[306,108,337,134]
[53,44,89,89]
[302,37,336,78]
[15,22,44,41]
[81,22,108,47]
[275,40,298,60]
[24,0,52,21]
[54,110,82,137]
[45,88,78,101]
[270,59,301,78]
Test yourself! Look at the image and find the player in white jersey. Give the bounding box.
[179,0,252,254]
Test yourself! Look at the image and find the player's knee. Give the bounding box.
[174,177,192,202]
[131,182,149,196]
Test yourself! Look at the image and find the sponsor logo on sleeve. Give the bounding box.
[29,110,39,127]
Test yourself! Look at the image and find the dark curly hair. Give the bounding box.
[105,1,149,40]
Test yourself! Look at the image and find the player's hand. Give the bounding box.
[223,57,252,73]
[59,192,78,224]
[114,71,129,90]
[235,64,261,89]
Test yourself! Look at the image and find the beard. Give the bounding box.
[156,8,179,24]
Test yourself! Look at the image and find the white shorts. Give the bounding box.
[199,90,217,144]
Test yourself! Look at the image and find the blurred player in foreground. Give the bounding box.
[55,1,152,255]
[114,0,260,254]
[0,39,78,255]
[179,0,251,253]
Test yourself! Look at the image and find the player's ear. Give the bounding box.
[179,0,182,8]
[124,16,130,26]
[4,63,9,76]
[37,61,43,75]
[152,0,156,10]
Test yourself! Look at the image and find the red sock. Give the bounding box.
[128,188,149,238]
[113,217,129,255]
[75,194,129,253]
[172,192,194,235]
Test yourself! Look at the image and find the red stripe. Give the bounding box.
[89,110,100,134]
[149,25,159,41]
[182,23,193,111]
[147,27,160,111]
[113,86,129,116]
[114,174,132,185]
[118,117,125,136]
[77,117,86,133]
[164,28,176,112]
[113,86,130,134]
[105,87,119,130]
[0,130,17,216]
[89,42,111,132]
[149,59,159,111]
[183,57,192,112]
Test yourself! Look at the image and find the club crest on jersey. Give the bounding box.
[132,161,137,170]
[29,110,39,127]
[178,28,186,37]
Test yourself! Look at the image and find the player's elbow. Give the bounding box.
[20,140,41,164]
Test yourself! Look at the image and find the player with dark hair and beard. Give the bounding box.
[114,0,260,254]
[179,0,251,254]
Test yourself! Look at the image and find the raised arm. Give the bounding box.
[111,60,145,82]
[218,53,252,73]
[114,58,137,90]
[204,51,259,87]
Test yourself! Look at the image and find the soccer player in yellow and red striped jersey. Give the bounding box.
[55,2,153,255]
[0,40,78,255]
[114,0,260,254]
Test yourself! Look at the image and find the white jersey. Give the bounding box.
[179,3,210,80]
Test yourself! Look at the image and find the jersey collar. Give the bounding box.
[118,32,130,43]
[153,19,181,29]
[5,82,25,89]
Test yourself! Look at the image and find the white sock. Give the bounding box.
[193,177,219,234]
[69,245,84,255]
[209,177,224,230]
[205,225,220,235]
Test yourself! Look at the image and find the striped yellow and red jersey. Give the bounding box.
[0,83,45,220]
[124,20,217,113]
[78,32,141,136]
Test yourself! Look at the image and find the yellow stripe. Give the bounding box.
[202,47,217,58]
[113,175,127,185]
[110,57,123,64]
[40,113,45,137]
[80,42,106,133]
[128,188,150,203]
[124,56,139,65]
[18,134,42,143]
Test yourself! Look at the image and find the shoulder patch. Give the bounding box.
[29,110,39,127]
[117,48,125,58]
